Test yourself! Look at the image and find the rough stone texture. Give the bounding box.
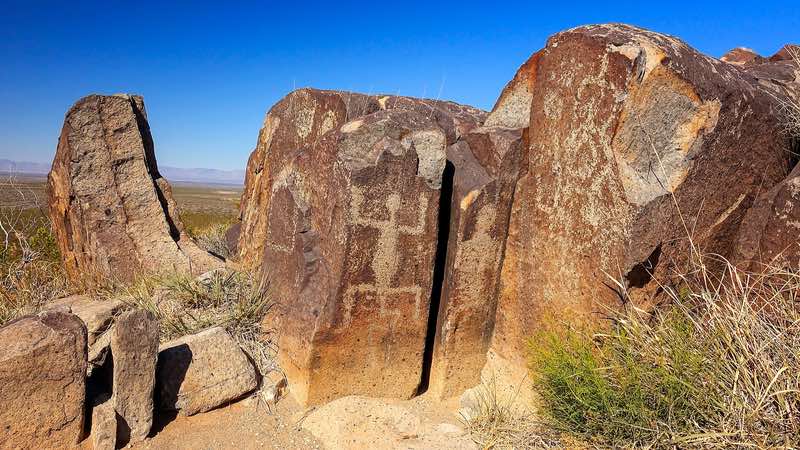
[720,47,765,66]
[0,311,87,449]
[426,127,526,399]
[483,51,540,129]
[111,309,159,443]
[156,327,257,416]
[254,90,486,406]
[91,397,117,450]
[491,24,795,370]
[237,88,485,270]
[47,94,222,285]
[47,294,127,345]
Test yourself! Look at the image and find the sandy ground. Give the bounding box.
[78,390,476,450]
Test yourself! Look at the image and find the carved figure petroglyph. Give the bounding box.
[343,184,429,326]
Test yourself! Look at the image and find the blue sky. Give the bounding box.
[1,1,798,170]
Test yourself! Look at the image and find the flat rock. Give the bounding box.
[156,327,257,416]
[47,294,127,345]
[112,309,159,443]
[47,94,223,285]
[0,311,87,449]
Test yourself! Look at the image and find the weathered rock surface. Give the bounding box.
[237,89,485,270]
[426,127,526,399]
[47,294,127,345]
[720,47,765,65]
[156,327,257,416]
[112,309,159,443]
[47,94,222,285]
[250,89,486,406]
[0,311,87,449]
[491,24,796,369]
[91,397,117,450]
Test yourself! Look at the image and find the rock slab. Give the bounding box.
[0,311,87,449]
[156,327,257,416]
[111,309,159,443]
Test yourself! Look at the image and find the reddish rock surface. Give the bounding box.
[0,311,87,449]
[720,47,765,65]
[491,24,795,370]
[246,89,485,405]
[47,94,222,285]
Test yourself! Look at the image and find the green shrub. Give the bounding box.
[528,256,800,448]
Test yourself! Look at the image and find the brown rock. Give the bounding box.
[47,94,222,286]
[491,24,795,369]
[237,89,485,270]
[47,294,127,345]
[250,90,485,406]
[0,311,87,449]
[91,397,117,450]
[769,44,799,62]
[426,126,525,399]
[720,47,765,65]
[156,327,257,416]
[111,309,159,443]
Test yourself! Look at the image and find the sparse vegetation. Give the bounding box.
[528,255,800,448]
[0,176,68,325]
[461,377,563,449]
[119,269,276,376]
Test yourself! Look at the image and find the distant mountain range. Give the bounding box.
[0,159,245,185]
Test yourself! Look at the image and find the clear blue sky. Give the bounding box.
[1,1,797,170]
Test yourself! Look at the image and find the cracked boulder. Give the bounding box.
[0,311,87,449]
[47,94,223,285]
[248,89,485,406]
[491,24,796,370]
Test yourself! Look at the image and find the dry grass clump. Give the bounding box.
[193,222,234,259]
[119,269,276,375]
[462,377,563,449]
[529,255,800,448]
[781,45,800,140]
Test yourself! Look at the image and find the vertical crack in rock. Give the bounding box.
[417,161,455,394]
[129,98,181,241]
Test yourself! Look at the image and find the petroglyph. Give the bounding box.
[344,184,429,325]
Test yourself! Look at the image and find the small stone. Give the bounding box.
[92,397,117,450]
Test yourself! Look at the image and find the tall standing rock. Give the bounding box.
[491,24,795,370]
[247,89,485,405]
[0,311,87,449]
[111,309,159,443]
[47,94,222,285]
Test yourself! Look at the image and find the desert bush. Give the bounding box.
[193,222,233,259]
[529,256,800,448]
[120,269,276,375]
[0,177,68,325]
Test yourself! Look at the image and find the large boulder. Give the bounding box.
[47,94,222,285]
[491,24,796,370]
[111,309,159,443]
[246,89,486,405]
[0,311,87,449]
[156,327,257,415]
[46,294,127,345]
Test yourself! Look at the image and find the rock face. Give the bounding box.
[91,397,117,450]
[47,94,222,285]
[720,47,765,65]
[156,327,257,416]
[491,24,795,369]
[0,311,87,449]
[111,309,159,443]
[241,89,487,405]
